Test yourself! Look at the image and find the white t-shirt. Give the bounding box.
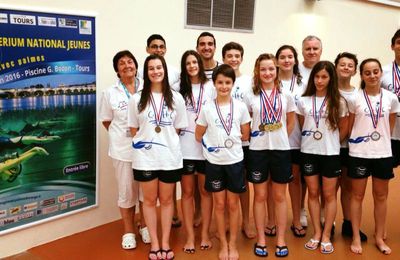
[127,90,188,170]
[280,78,305,149]
[297,96,348,155]
[381,62,400,140]
[299,63,312,87]
[348,88,400,158]
[138,62,180,88]
[196,99,251,165]
[339,87,358,148]
[244,89,296,150]
[178,81,215,160]
[99,79,143,162]
[232,74,253,146]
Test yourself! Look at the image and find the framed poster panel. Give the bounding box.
[0,6,97,234]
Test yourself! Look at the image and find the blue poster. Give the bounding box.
[0,8,96,234]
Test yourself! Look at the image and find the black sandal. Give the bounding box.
[161,248,175,260]
[290,224,306,237]
[254,243,268,257]
[148,250,160,260]
[264,225,276,237]
[275,245,289,257]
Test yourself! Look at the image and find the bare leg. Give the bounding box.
[253,182,267,246]
[350,178,367,254]
[288,164,304,235]
[372,178,391,255]
[141,180,160,252]
[198,174,213,249]
[227,191,240,260]
[159,181,176,252]
[181,174,195,250]
[214,190,229,260]
[321,177,338,246]
[265,179,275,232]
[193,175,202,227]
[273,182,288,247]
[240,181,256,238]
[304,175,322,241]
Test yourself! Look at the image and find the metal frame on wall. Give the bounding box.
[0,5,97,235]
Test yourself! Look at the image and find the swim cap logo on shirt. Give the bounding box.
[118,101,128,111]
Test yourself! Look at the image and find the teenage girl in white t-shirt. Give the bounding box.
[244,53,296,257]
[177,50,214,253]
[297,61,348,254]
[276,45,306,238]
[127,54,188,260]
[348,58,400,255]
[99,50,149,250]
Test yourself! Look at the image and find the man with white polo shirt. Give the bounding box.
[299,35,323,86]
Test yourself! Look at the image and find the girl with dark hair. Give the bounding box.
[276,45,306,238]
[244,53,296,257]
[128,54,188,260]
[99,50,150,250]
[297,61,348,254]
[176,50,215,253]
[348,58,399,255]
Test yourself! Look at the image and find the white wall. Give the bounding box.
[1,0,399,257]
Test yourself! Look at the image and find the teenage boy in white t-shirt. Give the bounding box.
[381,29,400,168]
[222,41,255,239]
[195,64,251,260]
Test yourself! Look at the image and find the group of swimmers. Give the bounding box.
[99,29,400,259]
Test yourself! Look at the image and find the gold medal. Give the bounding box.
[259,124,265,131]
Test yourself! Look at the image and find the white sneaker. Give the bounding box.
[300,208,308,228]
[122,233,136,249]
[139,226,151,244]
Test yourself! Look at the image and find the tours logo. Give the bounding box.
[10,14,36,26]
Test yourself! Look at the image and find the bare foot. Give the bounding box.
[183,240,195,254]
[219,246,229,260]
[200,239,213,250]
[350,239,362,254]
[228,245,239,260]
[376,240,391,255]
[242,223,256,239]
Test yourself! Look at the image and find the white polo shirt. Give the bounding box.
[99,79,143,162]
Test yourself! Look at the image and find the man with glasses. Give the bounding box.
[138,34,180,87]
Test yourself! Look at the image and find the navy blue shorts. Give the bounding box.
[348,156,394,180]
[205,160,246,193]
[291,149,301,165]
[340,148,350,168]
[300,153,341,178]
[391,140,400,168]
[247,149,293,184]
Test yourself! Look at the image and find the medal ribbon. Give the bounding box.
[363,89,382,129]
[393,62,400,96]
[312,95,327,128]
[120,78,139,99]
[150,93,165,127]
[215,99,234,136]
[191,84,204,118]
[289,75,296,92]
[261,88,282,124]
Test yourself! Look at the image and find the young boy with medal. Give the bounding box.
[243,53,296,257]
[195,64,251,260]
[222,41,256,239]
[347,59,400,255]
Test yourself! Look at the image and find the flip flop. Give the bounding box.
[275,245,289,257]
[254,243,268,257]
[148,249,161,260]
[304,238,320,250]
[171,216,182,228]
[290,224,306,237]
[264,226,276,237]
[161,248,175,260]
[320,242,334,254]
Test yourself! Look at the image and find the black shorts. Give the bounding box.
[182,159,206,175]
[300,153,341,178]
[340,148,350,168]
[247,150,293,184]
[243,146,250,170]
[290,149,301,165]
[205,160,246,194]
[391,140,400,168]
[348,156,394,180]
[133,168,182,183]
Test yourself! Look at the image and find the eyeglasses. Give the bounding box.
[150,44,166,50]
